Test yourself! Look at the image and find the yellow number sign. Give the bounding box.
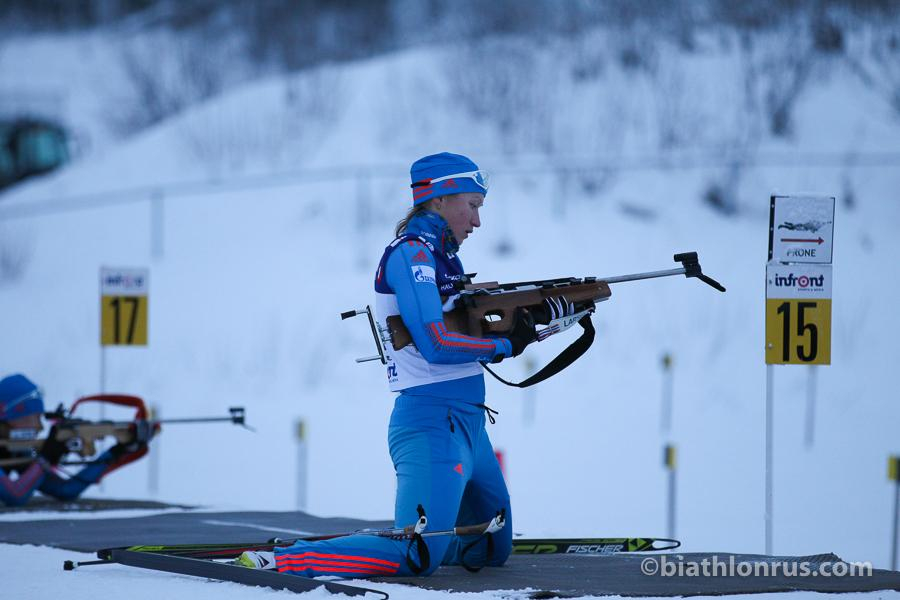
[100,268,149,346]
[765,298,831,365]
[101,295,148,345]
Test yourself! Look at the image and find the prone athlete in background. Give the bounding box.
[0,373,148,507]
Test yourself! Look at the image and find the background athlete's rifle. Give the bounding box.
[343,252,725,387]
[0,394,248,468]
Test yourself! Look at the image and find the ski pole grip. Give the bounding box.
[414,503,427,534]
[454,523,491,537]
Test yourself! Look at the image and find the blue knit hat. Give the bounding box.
[0,374,44,420]
[410,152,488,206]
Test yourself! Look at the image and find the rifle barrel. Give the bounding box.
[600,267,686,284]
[156,407,246,426]
[155,416,238,424]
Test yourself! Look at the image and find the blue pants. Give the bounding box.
[274,394,512,577]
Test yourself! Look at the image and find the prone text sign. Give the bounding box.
[100,267,148,346]
[768,195,835,264]
[765,263,831,365]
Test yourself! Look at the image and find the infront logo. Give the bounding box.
[773,273,825,288]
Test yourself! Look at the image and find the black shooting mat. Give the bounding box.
[1,504,898,597]
[375,553,900,597]
[0,497,196,514]
[0,504,392,550]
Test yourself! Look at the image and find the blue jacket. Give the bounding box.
[374,211,511,397]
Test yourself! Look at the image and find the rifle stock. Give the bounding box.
[0,419,157,467]
[344,252,724,374]
[387,278,611,351]
[0,401,247,468]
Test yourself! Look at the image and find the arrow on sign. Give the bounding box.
[781,237,824,244]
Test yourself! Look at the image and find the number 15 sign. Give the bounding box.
[100,267,148,346]
[765,263,831,365]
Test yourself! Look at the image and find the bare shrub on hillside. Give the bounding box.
[374,71,439,153]
[444,39,557,155]
[743,23,816,138]
[279,67,346,160]
[569,30,608,82]
[699,32,764,216]
[109,30,227,136]
[235,0,392,71]
[651,50,701,151]
[607,24,659,75]
[0,225,33,284]
[181,67,345,171]
[844,24,900,116]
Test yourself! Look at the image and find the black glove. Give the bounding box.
[108,440,147,461]
[504,308,537,358]
[38,426,68,465]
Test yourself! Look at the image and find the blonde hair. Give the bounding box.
[395,201,433,237]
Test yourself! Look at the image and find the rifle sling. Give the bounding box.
[481,315,595,388]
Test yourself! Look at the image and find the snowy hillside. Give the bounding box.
[2,18,900,586]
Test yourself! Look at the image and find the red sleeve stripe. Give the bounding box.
[439,324,493,343]
[276,558,397,571]
[275,551,399,568]
[436,322,496,347]
[427,322,495,353]
[278,563,398,575]
[277,559,398,573]
[0,462,43,498]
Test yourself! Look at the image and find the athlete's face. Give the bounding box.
[432,193,484,245]
[0,413,41,439]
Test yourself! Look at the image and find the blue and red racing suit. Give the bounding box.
[275,210,513,577]
[0,449,123,506]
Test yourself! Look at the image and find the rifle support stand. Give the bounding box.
[341,305,390,364]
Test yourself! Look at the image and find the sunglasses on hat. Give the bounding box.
[411,170,489,192]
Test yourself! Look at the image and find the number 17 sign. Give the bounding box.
[100,267,148,346]
[765,263,831,365]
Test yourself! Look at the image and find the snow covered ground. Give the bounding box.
[4,527,900,600]
[2,19,900,599]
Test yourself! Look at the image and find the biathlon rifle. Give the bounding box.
[0,394,248,468]
[343,252,725,386]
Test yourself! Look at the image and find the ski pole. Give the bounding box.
[63,559,111,570]
[120,511,507,560]
[274,509,505,544]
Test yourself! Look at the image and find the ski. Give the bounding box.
[119,533,677,561]
[94,548,389,598]
[121,512,504,560]
[512,537,680,555]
